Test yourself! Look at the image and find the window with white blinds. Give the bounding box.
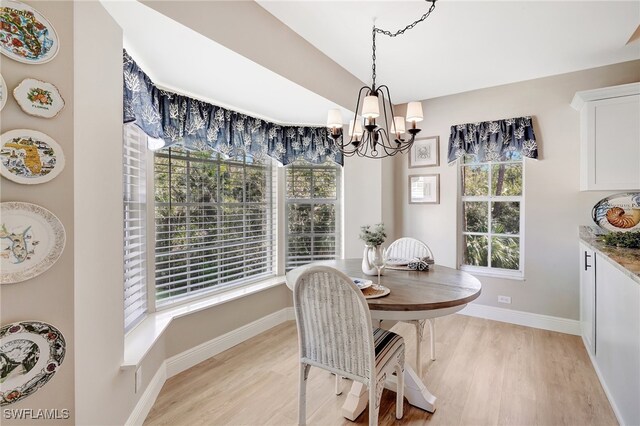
[285,162,341,271]
[154,148,276,306]
[123,124,149,332]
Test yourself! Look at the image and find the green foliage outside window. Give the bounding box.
[462,158,522,271]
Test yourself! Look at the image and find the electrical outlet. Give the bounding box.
[498,295,512,304]
[135,367,142,394]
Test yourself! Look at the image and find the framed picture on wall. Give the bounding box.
[409,174,439,204]
[409,136,439,168]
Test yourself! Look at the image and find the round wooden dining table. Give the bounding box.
[285,259,482,420]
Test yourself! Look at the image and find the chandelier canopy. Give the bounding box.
[327,0,438,159]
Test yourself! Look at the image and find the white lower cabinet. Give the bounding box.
[594,253,640,426]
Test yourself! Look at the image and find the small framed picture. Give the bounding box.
[409,136,439,168]
[409,174,439,204]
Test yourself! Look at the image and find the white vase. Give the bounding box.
[362,245,385,276]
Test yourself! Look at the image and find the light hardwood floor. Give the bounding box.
[144,315,617,426]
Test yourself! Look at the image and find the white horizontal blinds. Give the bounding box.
[123,124,149,332]
[154,148,275,305]
[285,163,341,271]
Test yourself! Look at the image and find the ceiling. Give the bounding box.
[102,1,639,125]
[101,0,349,126]
[257,0,640,103]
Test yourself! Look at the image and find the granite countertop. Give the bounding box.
[579,226,640,284]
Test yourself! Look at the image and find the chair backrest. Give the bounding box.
[293,265,375,382]
[386,237,433,261]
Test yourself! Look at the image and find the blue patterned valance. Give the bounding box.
[447,116,538,163]
[123,51,343,166]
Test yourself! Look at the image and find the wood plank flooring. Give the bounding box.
[144,315,617,426]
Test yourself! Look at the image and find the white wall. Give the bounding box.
[392,60,640,320]
[0,2,75,423]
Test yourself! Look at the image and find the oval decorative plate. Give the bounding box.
[0,321,65,406]
[1,202,65,284]
[592,192,640,233]
[13,78,64,118]
[0,129,65,184]
[351,277,372,290]
[0,73,6,111]
[0,0,59,64]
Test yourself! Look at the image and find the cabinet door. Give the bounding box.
[595,254,640,426]
[579,243,596,354]
[584,95,640,190]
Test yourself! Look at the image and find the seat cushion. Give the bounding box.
[373,328,404,376]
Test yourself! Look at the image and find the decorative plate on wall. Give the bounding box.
[13,78,64,118]
[592,192,640,232]
[0,202,65,284]
[0,73,7,111]
[0,129,65,184]
[0,0,59,64]
[0,321,66,406]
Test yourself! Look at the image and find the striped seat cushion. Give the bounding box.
[373,328,404,376]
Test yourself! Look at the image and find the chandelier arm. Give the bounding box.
[376,86,395,139]
[349,85,372,145]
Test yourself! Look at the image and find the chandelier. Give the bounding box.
[327,0,437,158]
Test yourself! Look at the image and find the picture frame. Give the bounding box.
[409,136,439,168]
[409,174,439,204]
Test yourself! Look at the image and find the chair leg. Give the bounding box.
[299,364,310,426]
[369,375,385,426]
[427,318,436,361]
[395,364,404,420]
[335,374,342,395]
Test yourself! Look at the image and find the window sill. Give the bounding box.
[460,266,525,281]
[121,275,286,370]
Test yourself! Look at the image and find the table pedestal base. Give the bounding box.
[341,366,436,421]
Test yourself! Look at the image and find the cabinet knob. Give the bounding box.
[585,251,592,270]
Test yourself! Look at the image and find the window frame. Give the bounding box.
[284,162,343,272]
[458,158,525,280]
[151,148,278,309]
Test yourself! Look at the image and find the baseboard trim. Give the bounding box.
[125,363,166,426]
[459,303,581,335]
[166,307,294,378]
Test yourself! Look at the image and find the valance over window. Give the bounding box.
[122,51,343,166]
[447,116,538,163]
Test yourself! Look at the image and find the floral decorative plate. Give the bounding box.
[0,73,7,111]
[0,0,59,64]
[0,321,65,406]
[1,202,65,284]
[592,192,640,233]
[13,78,64,118]
[0,129,65,184]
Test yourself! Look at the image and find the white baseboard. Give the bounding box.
[166,307,294,377]
[125,363,167,426]
[459,303,581,335]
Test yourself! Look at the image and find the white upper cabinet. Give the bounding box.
[572,83,640,191]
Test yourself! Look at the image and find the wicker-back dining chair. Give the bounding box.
[386,237,436,376]
[293,265,405,426]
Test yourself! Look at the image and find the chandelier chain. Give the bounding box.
[371,0,437,87]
